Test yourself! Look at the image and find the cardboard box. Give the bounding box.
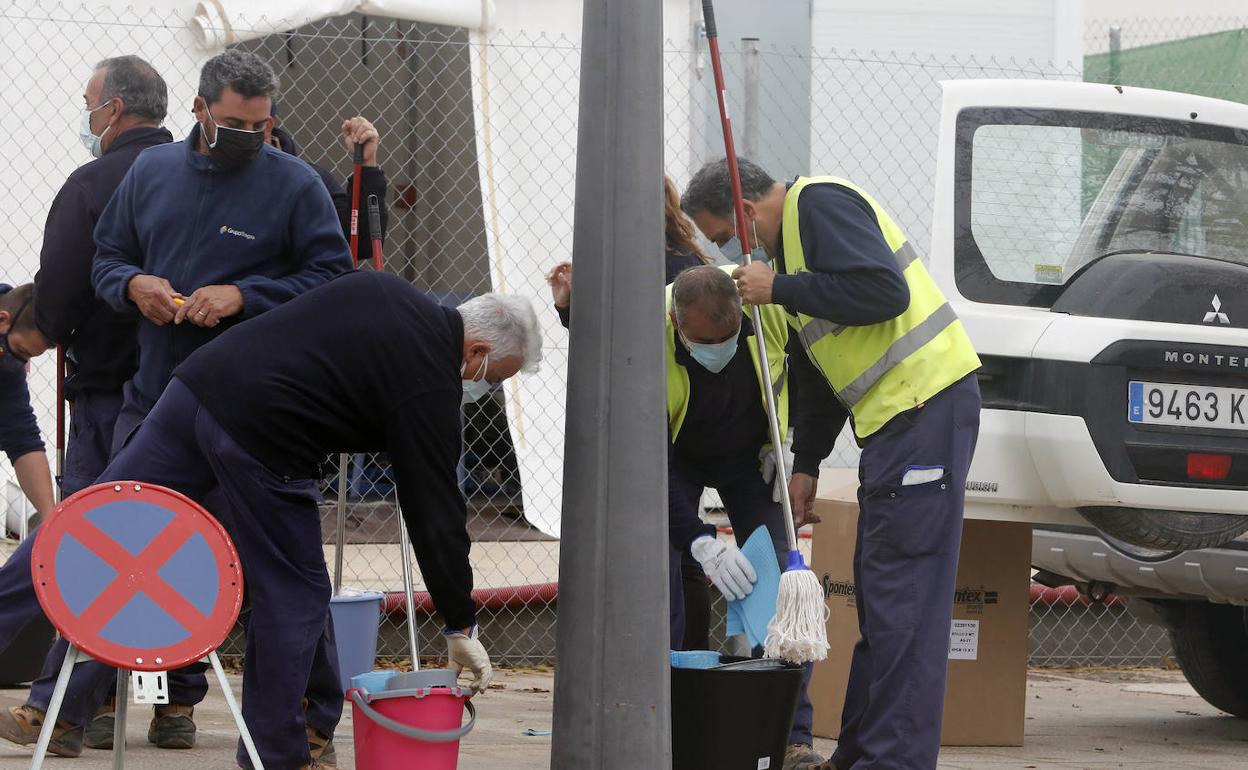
[808,481,1031,746]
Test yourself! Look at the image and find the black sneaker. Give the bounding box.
[308,724,337,769]
[83,697,116,750]
[783,743,827,770]
[147,704,196,749]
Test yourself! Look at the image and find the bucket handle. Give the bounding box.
[350,690,476,743]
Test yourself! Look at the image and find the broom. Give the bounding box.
[701,0,828,664]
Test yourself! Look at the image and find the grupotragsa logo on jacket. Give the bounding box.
[219,225,256,241]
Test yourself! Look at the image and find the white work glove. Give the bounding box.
[759,437,795,503]
[445,625,493,694]
[690,535,757,602]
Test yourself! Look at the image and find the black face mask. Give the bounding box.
[205,107,265,172]
[0,298,31,375]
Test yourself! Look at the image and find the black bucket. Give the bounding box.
[671,655,804,770]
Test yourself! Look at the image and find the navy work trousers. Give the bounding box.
[16,380,340,768]
[59,390,123,497]
[831,374,981,770]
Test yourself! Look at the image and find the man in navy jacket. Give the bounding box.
[92,50,351,450]
[33,55,172,502]
[0,284,54,528]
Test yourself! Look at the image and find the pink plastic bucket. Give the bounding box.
[350,672,475,770]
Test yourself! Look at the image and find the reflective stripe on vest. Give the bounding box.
[780,176,980,438]
[665,265,790,443]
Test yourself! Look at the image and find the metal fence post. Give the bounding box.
[550,0,669,766]
[742,36,760,161]
[1109,25,1122,84]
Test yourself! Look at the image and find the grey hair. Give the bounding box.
[198,49,279,104]
[458,293,543,374]
[671,265,741,329]
[96,55,167,121]
[680,157,776,218]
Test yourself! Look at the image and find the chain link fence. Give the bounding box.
[6,2,1242,669]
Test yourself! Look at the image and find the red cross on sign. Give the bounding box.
[32,482,244,671]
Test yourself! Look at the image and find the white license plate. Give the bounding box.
[1128,381,1248,430]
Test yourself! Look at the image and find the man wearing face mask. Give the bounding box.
[90,48,350,455]
[0,284,55,532]
[548,263,827,770]
[682,158,982,770]
[15,270,536,770]
[0,49,348,758]
[34,56,171,500]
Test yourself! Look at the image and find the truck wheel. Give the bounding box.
[1169,600,1248,717]
[1079,507,1248,551]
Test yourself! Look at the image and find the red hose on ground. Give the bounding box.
[383,582,559,615]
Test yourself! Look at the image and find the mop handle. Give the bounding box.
[702,0,800,553]
[348,143,364,268]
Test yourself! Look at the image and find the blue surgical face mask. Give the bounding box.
[679,328,739,374]
[461,352,491,405]
[78,99,114,159]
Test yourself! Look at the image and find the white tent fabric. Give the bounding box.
[190,0,494,49]
[468,1,698,538]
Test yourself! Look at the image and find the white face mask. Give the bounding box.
[79,100,114,159]
[461,352,491,405]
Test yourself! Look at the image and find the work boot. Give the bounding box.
[783,743,827,770]
[308,725,338,769]
[0,704,84,757]
[83,697,116,750]
[147,703,196,749]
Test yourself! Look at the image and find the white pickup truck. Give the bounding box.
[928,80,1248,716]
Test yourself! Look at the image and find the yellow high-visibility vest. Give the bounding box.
[779,176,980,439]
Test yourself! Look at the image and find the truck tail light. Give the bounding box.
[1187,453,1233,481]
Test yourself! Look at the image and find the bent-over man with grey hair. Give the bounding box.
[15,270,541,770]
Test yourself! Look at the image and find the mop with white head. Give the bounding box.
[764,549,830,663]
[701,0,829,665]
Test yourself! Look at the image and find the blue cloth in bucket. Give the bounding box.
[725,526,781,649]
[351,670,397,693]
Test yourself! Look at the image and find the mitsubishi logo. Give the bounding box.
[1203,295,1230,324]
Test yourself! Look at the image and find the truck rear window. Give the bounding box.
[955,107,1248,307]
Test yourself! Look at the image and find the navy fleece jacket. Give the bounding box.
[91,124,352,404]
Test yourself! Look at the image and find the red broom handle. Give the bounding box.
[349,143,364,268]
[702,0,755,266]
[701,0,800,551]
